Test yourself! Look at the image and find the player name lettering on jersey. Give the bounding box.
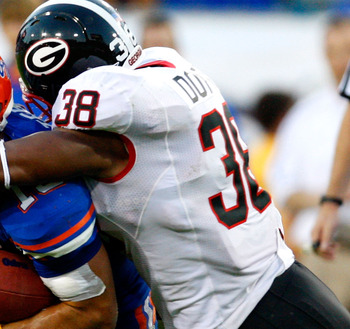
[173,68,213,105]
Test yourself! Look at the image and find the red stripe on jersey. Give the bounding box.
[98,135,136,183]
[136,60,176,69]
[15,203,96,251]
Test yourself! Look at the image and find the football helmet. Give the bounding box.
[16,0,142,113]
[0,57,13,131]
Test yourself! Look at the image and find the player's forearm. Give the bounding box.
[1,129,125,187]
[285,192,320,215]
[325,105,350,199]
[2,301,116,329]
[3,245,118,329]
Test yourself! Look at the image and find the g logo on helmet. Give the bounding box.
[25,39,69,76]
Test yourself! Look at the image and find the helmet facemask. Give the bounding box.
[19,78,52,123]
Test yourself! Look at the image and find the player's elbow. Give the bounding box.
[82,300,118,329]
[103,301,118,329]
[65,295,118,329]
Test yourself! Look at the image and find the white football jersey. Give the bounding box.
[52,47,294,329]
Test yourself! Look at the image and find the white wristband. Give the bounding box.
[0,140,10,189]
[41,263,106,302]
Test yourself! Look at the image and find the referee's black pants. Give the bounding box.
[240,261,350,329]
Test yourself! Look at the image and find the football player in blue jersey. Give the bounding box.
[0,57,157,329]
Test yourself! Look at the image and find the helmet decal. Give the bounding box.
[25,39,69,76]
[16,0,141,105]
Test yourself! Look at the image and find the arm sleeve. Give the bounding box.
[0,179,102,278]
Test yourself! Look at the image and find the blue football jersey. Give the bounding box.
[4,104,52,140]
[0,105,157,328]
[0,104,101,278]
[0,179,100,278]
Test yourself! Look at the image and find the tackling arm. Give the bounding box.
[312,103,350,258]
[2,128,128,186]
[2,244,118,329]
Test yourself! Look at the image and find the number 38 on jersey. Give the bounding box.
[55,90,100,128]
[199,103,271,229]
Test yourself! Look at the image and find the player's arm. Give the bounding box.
[3,244,117,329]
[3,127,128,187]
[311,103,350,259]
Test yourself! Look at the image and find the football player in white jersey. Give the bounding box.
[2,0,350,328]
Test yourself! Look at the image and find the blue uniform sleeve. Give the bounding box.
[0,179,101,278]
[4,104,51,139]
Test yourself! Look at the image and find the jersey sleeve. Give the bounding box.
[0,178,101,278]
[51,66,137,133]
[339,61,350,100]
[4,104,51,139]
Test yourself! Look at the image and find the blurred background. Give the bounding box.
[0,0,347,140]
[123,0,333,112]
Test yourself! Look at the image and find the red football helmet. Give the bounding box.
[0,57,13,131]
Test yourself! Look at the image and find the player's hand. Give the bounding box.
[311,202,340,260]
